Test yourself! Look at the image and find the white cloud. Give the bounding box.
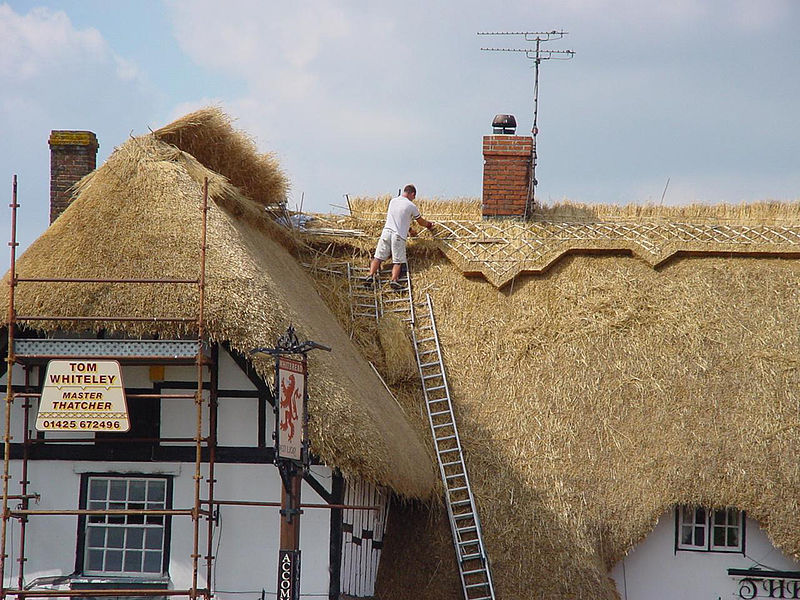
[0,4,106,78]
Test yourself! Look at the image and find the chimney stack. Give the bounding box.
[481,115,533,219]
[49,130,98,223]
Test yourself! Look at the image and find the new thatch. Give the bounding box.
[0,110,437,499]
[302,200,800,599]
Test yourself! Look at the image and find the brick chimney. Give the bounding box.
[481,115,533,219]
[49,130,98,223]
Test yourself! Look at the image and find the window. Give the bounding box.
[78,475,171,576]
[676,506,744,553]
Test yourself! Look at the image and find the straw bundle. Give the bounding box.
[154,106,288,208]
[0,117,436,499]
[378,313,418,384]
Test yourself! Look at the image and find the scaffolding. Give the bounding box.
[1,175,215,600]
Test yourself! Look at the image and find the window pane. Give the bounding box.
[145,529,162,550]
[105,550,123,572]
[143,551,162,573]
[129,481,146,502]
[728,528,739,547]
[107,528,124,549]
[128,513,145,525]
[695,507,706,525]
[87,549,104,571]
[694,526,704,547]
[713,526,726,546]
[681,527,693,545]
[87,527,105,548]
[124,550,143,572]
[109,480,127,501]
[146,515,164,526]
[127,528,144,549]
[89,480,108,501]
[714,510,726,526]
[728,509,739,526]
[147,481,165,502]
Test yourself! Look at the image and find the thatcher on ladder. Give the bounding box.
[364,184,434,291]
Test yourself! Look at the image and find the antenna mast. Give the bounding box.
[479,30,574,215]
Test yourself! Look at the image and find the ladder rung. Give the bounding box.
[426,385,447,392]
[430,409,451,417]
[446,473,465,480]
[433,423,453,430]
[416,336,435,344]
[442,460,462,467]
[458,539,480,547]
[453,512,473,519]
[436,434,457,442]
[462,568,488,576]
[466,582,490,589]
[419,361,439,368]
[449,486,468,492]
[451,499,472,506]
[439,447,459,455]
[423,373,443,380]
[427,396,448,403]
[461,553,483,560]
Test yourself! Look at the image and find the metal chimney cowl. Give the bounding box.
[492,114,517,135]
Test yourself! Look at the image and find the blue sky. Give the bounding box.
[1,0,799,272]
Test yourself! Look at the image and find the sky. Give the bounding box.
[1,0,799,273]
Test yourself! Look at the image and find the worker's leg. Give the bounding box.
[390,235,408,282]
[391,262,403,281]
[368,258,382,277]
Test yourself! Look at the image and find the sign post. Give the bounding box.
[251,325,330,600]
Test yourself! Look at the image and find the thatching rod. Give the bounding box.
[15,316,196,323]
[1,175,19,593]
[15,277,198,284]
[205,499,381,511]
[8,508,201,517]
[3,588,204,598]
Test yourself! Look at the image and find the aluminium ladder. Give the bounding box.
[411,293,495,600]
[344,264,495,600]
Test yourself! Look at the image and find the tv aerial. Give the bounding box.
[479,30,575,208]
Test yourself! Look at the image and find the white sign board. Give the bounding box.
[36,360,130,432]
[277,356,305,460]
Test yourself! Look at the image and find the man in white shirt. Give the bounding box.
[365,184,434,290]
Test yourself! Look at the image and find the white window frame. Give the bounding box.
[80,475,171,576]
[676,506,744,553]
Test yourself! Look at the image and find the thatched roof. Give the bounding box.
[302,199,800,599]
[0,109,437,499]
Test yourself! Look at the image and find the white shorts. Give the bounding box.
[374,229,407,264]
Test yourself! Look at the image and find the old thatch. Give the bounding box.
[302,199,800,599]
[0,110,436,499]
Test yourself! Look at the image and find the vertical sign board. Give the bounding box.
[277,550,301,600]
[36,360,129,432]
[276,356,306,461]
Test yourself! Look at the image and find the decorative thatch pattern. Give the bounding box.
[306,197,800,287]
[1,111,436,499]
[302,201,800,599]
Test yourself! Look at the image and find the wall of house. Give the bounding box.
[0,350,334,599]
[610,510,800,600]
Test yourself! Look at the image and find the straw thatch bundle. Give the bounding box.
[302,201,800,599]
[378,313,418,384]
[154,107,288,208]
[0,113,436,499]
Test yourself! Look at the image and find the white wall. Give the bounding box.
[611,511,800,600]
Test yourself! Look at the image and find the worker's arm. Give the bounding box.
[415,216,435,231]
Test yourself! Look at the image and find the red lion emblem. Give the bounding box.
[279,374,301,440]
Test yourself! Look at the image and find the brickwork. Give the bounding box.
[481,135,533,218]
[49,130,98,223]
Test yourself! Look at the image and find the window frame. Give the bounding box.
[675,506,745,554]
[75,473,173,577]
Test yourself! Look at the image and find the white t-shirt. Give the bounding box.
[383,195,421,240]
